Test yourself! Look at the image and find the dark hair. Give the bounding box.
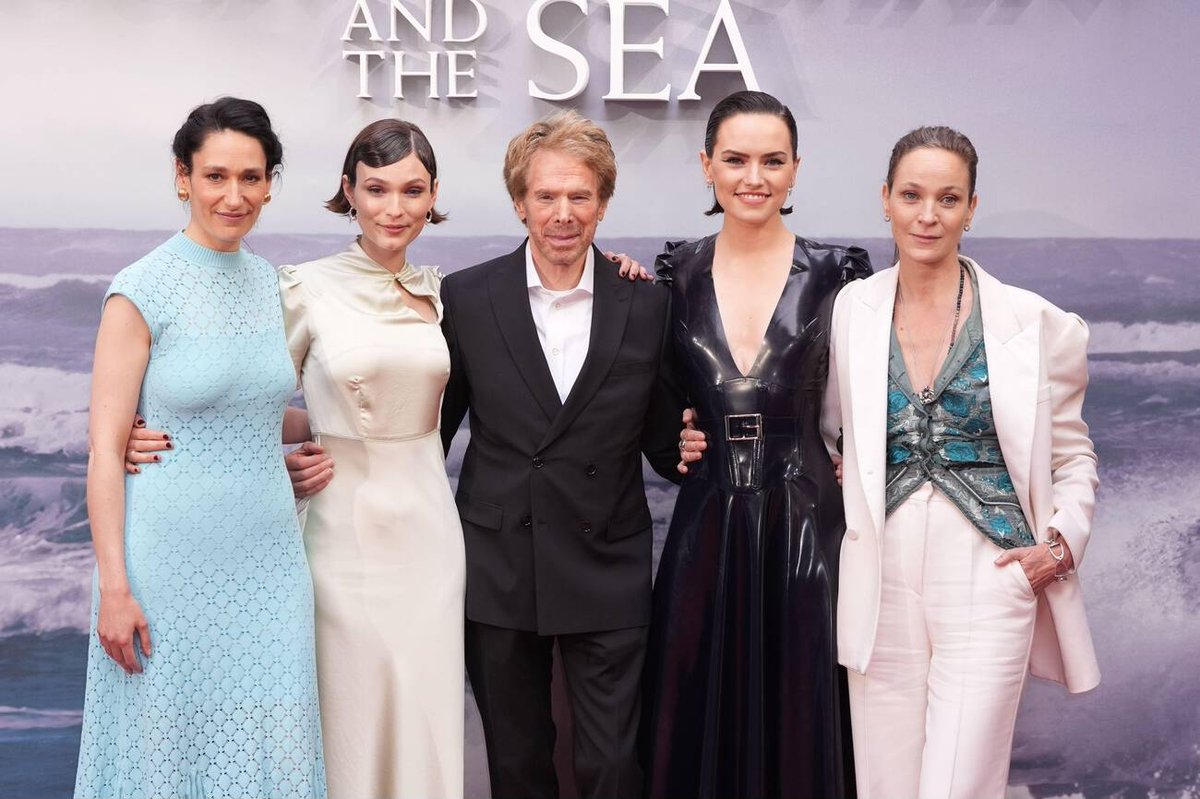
[172,97,283,175]
[703,90,798,216]
[885,125,979,198]
[326,119,447,224]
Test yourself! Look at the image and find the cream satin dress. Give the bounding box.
[279,241,466,799]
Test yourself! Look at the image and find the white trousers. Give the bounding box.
[848,482,1037,799]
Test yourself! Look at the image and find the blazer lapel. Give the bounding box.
[972,258,1040,526]
[488,243,563,422]
[539,246,634,450]
[850,267,898,541]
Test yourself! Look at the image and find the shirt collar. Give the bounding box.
[525,242,595,295]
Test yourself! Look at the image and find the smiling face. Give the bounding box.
[513,148,607,275]
[176,129,272,252]
[701,112,798,223]
[344,153,438,267]
[883,146,978,270]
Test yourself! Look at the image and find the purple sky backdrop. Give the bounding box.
[2,0,1197,239]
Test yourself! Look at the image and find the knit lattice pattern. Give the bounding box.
[74,233,326,799]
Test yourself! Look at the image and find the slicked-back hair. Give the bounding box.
[885,125,979,198]
[703,90,798,216]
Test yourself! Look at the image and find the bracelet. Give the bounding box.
[1042,531,1075,582]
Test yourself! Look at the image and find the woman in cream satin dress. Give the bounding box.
[281,120,465,798]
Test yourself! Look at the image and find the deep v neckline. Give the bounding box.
[707,240,798,379]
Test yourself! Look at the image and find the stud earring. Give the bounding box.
[349,208,358,221]
[177,189,189,202]
[263,193,272,205]
[884,215,891,222]
[964,223,971,231]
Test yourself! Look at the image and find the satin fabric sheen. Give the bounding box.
[279,241,466,799]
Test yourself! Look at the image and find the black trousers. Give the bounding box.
[465,620,647,799]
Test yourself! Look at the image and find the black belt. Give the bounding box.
[700,413,798,442]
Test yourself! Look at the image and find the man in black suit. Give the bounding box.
[439,111,683,799]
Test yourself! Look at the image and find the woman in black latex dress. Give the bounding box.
[640,91,871,799]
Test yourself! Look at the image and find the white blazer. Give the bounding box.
[823,258,1101,693]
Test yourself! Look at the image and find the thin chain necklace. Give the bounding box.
[896,262,966,405]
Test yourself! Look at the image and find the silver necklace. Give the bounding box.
[897,263,966,405]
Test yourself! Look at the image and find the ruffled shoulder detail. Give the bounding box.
[838,245,873,285]
[653,237,711,287]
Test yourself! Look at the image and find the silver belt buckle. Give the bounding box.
[725,413,763,441]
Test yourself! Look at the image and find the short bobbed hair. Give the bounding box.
[326,119,447,224]
[503,111,617,206]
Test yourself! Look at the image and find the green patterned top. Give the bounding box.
[884,261,1034,549]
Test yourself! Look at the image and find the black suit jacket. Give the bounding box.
[440,242,684,635]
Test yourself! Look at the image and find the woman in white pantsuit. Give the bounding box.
[821,126,1100,798]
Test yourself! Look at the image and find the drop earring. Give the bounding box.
[349,208,358,221]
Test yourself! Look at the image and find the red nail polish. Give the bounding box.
[162,434,170,441]
[165,442,173,450]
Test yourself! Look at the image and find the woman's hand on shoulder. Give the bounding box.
[97,589,151,675]
[605,251,653,281]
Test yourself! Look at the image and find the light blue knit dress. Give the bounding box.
[74,232,326,798]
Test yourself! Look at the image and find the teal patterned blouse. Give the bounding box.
[884,262,1035,550]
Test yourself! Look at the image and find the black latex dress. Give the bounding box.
[640,235,871,799]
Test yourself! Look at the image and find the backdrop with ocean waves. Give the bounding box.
[1,228,1198,798]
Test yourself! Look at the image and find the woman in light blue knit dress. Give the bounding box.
[75,98,325,798]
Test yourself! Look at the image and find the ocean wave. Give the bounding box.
[0,272,112,289]
[0,364,90,456]
[1090,358,1200,383]
[0,706,83,731]
[0,479,93,637]
[1088,321,1200,354]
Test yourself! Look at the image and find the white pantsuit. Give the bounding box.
[823,259,1100,798]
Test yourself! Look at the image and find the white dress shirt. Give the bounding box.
[526,244,594,402]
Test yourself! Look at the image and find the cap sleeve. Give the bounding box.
[277,264,310,387]
[104,265,163,340]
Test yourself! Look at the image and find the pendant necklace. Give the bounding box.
[897,263,965,405]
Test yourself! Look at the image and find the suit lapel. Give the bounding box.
[973,259,1040,526]
[539,246,634,450]
[849,267,898,541]
[488,243,563,422]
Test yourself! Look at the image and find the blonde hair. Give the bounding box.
[503,110,617,204]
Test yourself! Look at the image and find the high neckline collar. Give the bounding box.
[347,238,420,282]
[165,231,253,270]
